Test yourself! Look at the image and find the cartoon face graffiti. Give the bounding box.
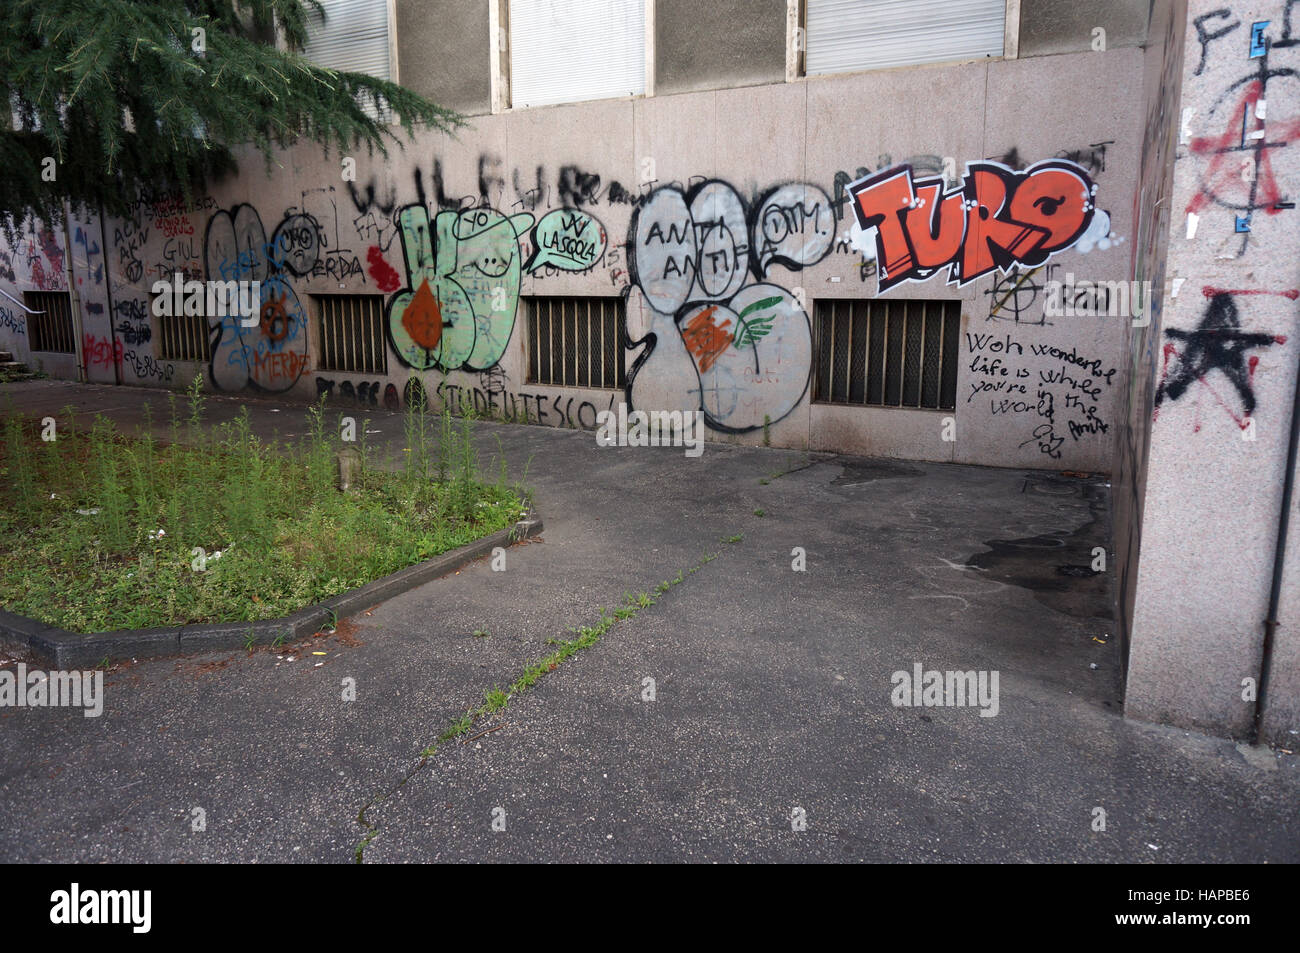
[386,205,534,372]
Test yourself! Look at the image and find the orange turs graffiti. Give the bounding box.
[848,160,1100,292]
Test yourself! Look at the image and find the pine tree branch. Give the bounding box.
[0,0,463,243]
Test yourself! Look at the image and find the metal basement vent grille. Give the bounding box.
[527,297,625,389]
[23,291,74,353]
[155,310,211,362]
[315,295,387,375]
[814,299,959,410]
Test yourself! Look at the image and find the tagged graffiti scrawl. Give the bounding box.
[848,160,1101,292]
[524,208,608,274]
[627,179,833,433]
[316,377,383,406]
[1184,9,1300,248]
[0,305,25,336]
[203,204,310,393]
[22,228,67,291]
[1154,290,1290,430]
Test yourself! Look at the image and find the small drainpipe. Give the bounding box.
[60,206,87,383]
[98,202,122,385]
[1256,345,1300,742]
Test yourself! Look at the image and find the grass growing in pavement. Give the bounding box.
[758,455,815,485]
[0,377,525,633]
[354,543,731,862]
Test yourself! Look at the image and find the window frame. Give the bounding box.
[153,307,212,363]
[493,0,655,113]
[312,292,389,375]
[23,291,76,354]
[787,0,1020,81]
[298,0,400,120]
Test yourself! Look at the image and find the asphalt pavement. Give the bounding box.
[1,379,1295,862]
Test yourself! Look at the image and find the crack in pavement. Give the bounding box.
[351,537,741,862]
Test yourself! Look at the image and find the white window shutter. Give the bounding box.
[806,0,1005,76]
[509,0,646,108]
[303,0,392,81]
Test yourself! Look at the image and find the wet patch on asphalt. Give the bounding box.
[965,474,1112,621]
[831,458,925,486]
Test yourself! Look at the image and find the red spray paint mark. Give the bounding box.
[367,246,401,293]
[1202,286,1300,300]
[83,333,123,371]
[681,305,733,373]
[1186,80,1300,215]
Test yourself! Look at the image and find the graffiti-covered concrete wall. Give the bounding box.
[0,46,1149,473]
[1127,0,1300,743]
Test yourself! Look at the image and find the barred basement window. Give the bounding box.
[526,296,625,389]
[23,292,74,353]
[156,311,211,362]
[314,295,388,374]
[814,299,959,410]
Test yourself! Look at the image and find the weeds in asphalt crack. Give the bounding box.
[757,455,816,485]
[352,538,741,862]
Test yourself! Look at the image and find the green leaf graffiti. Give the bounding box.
[732,296,783,349]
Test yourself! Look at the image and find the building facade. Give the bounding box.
[1,1,1297,744]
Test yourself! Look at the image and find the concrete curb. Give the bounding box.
[0,510,543,668]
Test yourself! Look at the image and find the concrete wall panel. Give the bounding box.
[655,0,787,96]
[1127,0,1300,742]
